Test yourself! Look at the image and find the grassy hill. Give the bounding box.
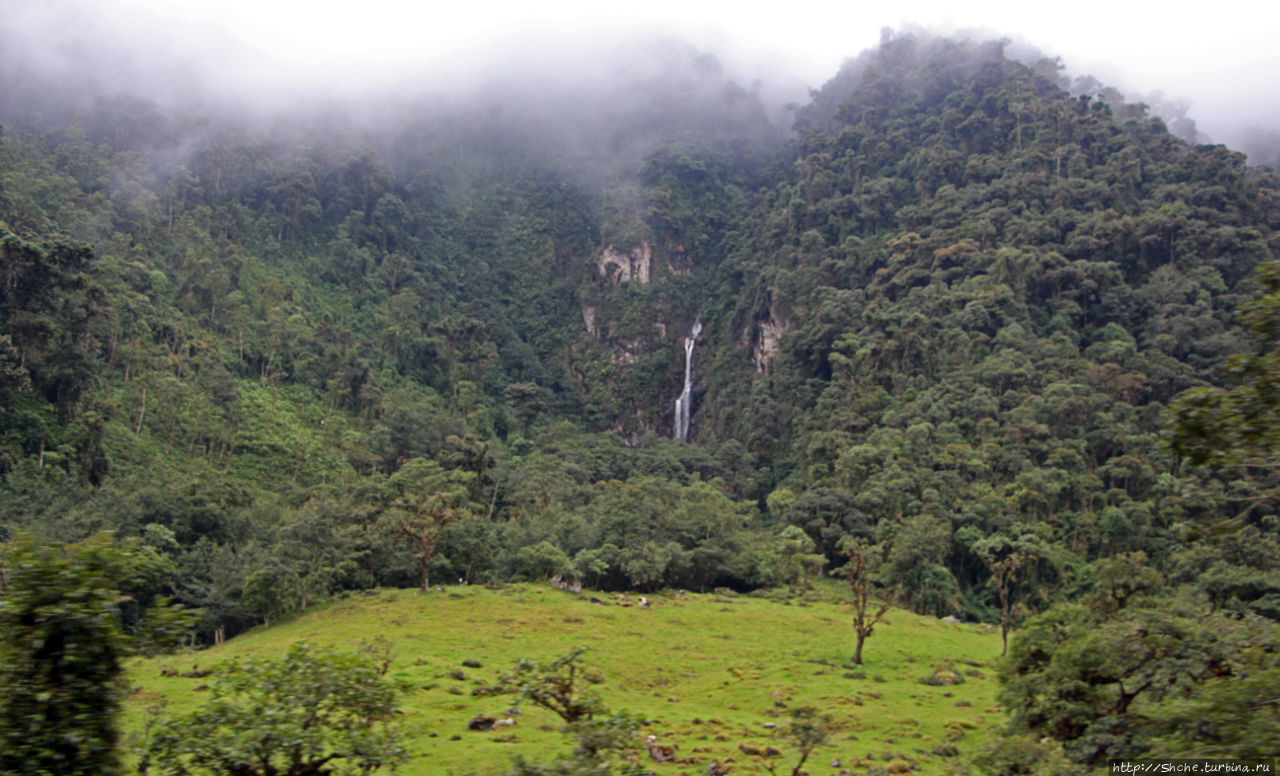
[123,583,1002,775]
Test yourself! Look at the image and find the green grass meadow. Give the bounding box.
[123,584,1004,775]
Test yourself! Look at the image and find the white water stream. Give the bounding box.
[673,320,702,442]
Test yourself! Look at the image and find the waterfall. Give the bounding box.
[674,320,702,442]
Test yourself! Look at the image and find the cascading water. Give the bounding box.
[673,320,702,442]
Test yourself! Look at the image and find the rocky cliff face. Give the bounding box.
[665,242,691,276]
[597,242,652,284]
[750,307,790,373]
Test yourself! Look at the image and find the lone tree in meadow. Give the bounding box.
[480,647,644,771]
[838,536,890,665]
[486,646,604,724]
[770,706,834,776]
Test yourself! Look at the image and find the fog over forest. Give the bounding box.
[4,0,1280,168]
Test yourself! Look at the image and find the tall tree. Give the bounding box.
[383,457,476,591]
[838,536,889,665]
[0,227,102,413]
[973,531,1055,657]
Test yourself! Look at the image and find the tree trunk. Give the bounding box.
[1001,622,1009,656]
[418,536,433,592]
[853,632,866,665]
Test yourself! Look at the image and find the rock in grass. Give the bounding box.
[919,668,965,686]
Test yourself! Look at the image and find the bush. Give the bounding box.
[144,642,407,776]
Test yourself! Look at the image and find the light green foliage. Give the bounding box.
[774,524,824,588]
[226,384,348,486]
[513,540,575,582]
[144,642,407,776]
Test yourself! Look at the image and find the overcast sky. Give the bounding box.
[12,0,1280,145]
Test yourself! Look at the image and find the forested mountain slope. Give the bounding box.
[697,34,1280,617]
[2,30,1278,658]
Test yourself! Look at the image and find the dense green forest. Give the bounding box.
[3,30,1280,770]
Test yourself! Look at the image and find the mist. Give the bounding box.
[4,0,1280,169]
[3,4,809,195]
